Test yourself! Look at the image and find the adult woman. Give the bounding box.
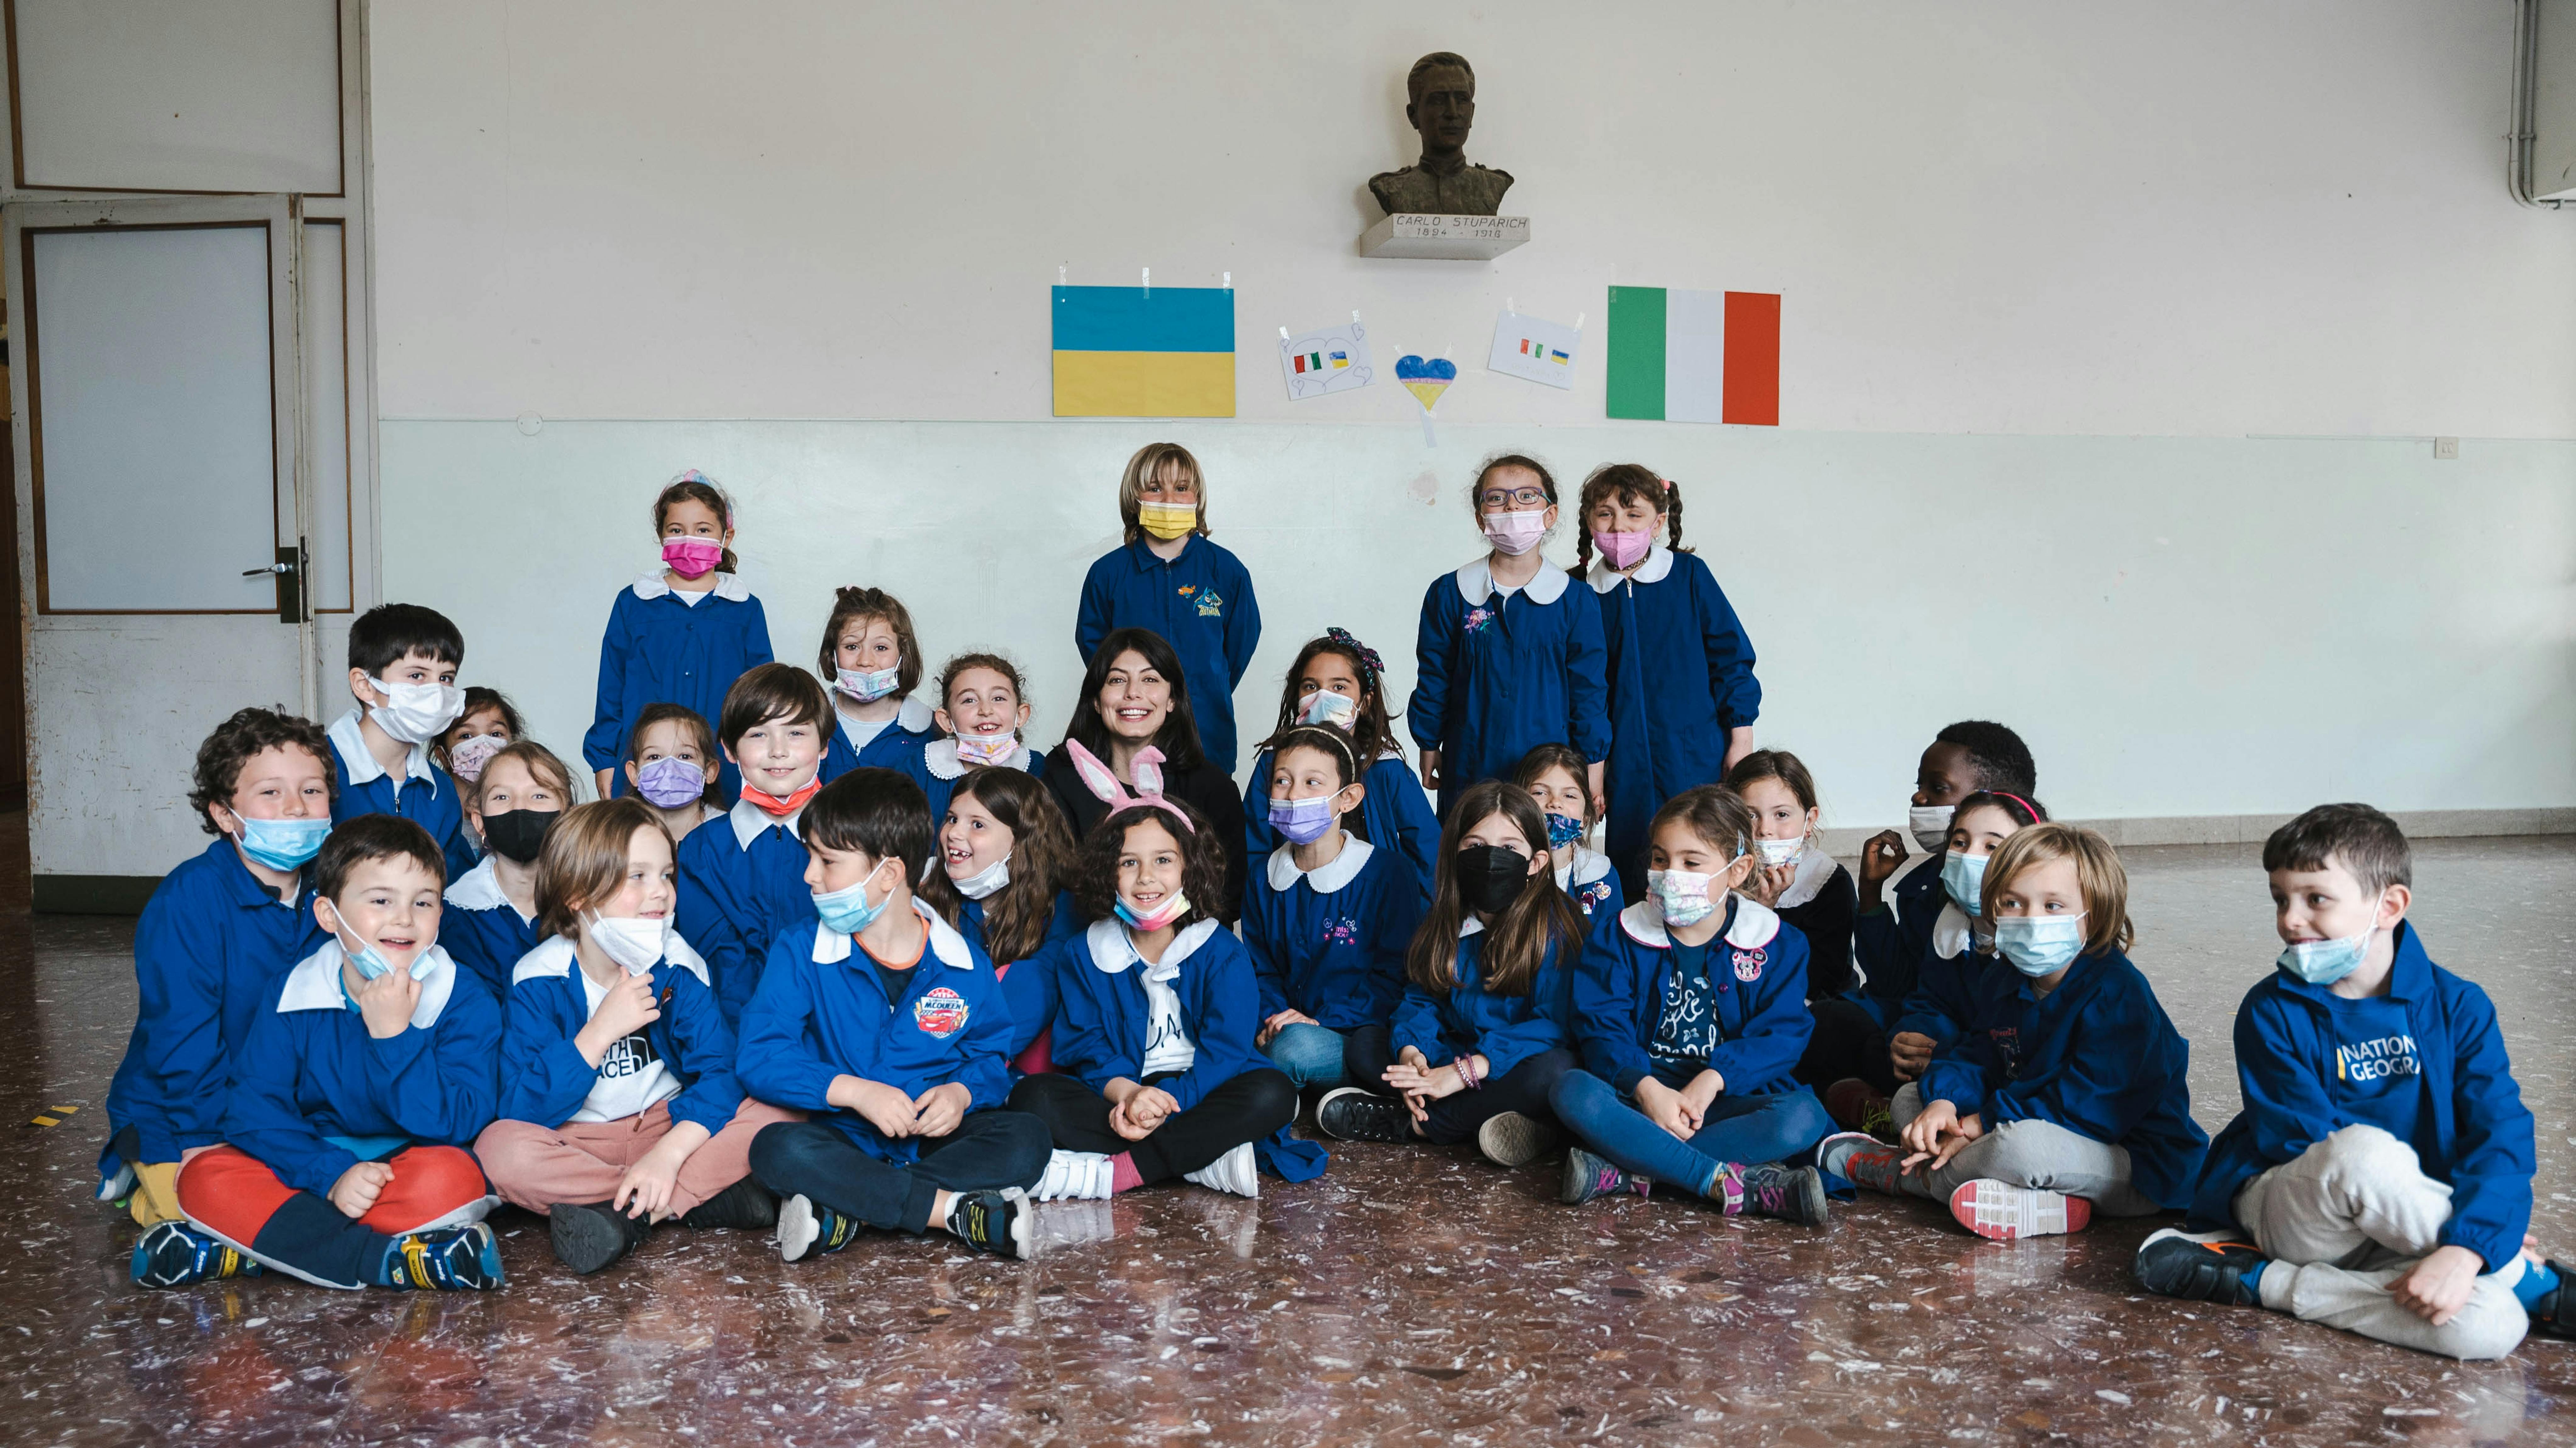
[1045,627,1247,922]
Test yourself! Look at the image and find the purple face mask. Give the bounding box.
[634,755,706,809]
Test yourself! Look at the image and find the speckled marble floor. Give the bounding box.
[2,835,2571,1445]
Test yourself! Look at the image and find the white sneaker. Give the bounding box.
[1181,1142,1260,1199]
[1028,1199,1119,1255]
[1033,1149,1115,1201]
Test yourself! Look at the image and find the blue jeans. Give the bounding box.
[1549,1069,1833,1200]
[1262,1022,1390,1091]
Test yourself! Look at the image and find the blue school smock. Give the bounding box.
[1075,535,1263,775]
[2187,924,2534,1272]
[1242,748,1439,904]
[1586,547,1759,883]
[440,857,543,1011]
[1390,920,1575,1078]
[1918,947,2208,1211]
[675,798,820,1026]
[102,839,329,1175]
[819,695,939,785]
[584,570,775,802]
[1852,854,1944,1015]
[223,942,503,1197]
[889,738,1047,834]
[735,903,1015,1164]
[497,933,743,1136]
[1241,836,1421,1029]
[1408,557,1612,816]
[1052,917,1325,1181]
[964,890,1085,1057]
[325,712,472,883]
[1554,844,1625,925]
[1572,897,1813,1097]
[1890,901,1991,1049]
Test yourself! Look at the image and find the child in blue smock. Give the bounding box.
[102,708,334,1229]
[1516,744,1622,924]
[1410,454,1610,818]
[1824,824,2207,1244]
[926,765,1084,1074]
[138,818,504,1293]
[1240,628,1438,903]
[328,603,474,882]
[1847,721,2036,1033]
[1574,467,1758,898]
[2137,804,2572,1360]
[676,664,831,1025]
[440,741,575,1007]
[894,653,1047,827]
[817,585,940,783]
[585,469,775,804]
[1317,781,1577,1170]
[1074,442,1262,774]
[738,768,1051,1262]
[1241,727,1424,1092]
[1552,785,1833,1223]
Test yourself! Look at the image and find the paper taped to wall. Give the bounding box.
[1488,308,1580,390]
[1394,354,1456,446]
[1052,284,1236,417]
[1605,286,1779,426]
[1281,320,1373,399]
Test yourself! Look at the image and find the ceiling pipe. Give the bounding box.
[2511,0,2565,207]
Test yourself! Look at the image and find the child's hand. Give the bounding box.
[1110,1086,1177,1140]
[1899,1099,1958,1164]
[613,1145,687,1220]
[1741,862,1796,906]
[1682,1069,1725,1122]
[352,968,421,1041]
[830,1077,921,1138]
[1889,1031,1935,1080]
[1635,1077,1696,1140]
[909,1082,972,1138]
[1858,831,1908,893]
[578,971,663,1061]
[329,1160,394,1219]
[1419,750,1444,792]
[2391,1245,2485,1325]
[1257,1009,1318,1047]
[1927,1113,1982,1169]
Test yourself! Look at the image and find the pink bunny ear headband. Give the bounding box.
[1062,739,1196,834]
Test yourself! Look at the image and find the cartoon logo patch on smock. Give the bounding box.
[913,987,969,1037]
[1730,947,1766,982]
[1195,589,1224,618]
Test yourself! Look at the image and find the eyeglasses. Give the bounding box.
[1477,488,1549,509]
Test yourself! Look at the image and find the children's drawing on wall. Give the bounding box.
[1280,318,1374,400]
[1487,305,1580,390]
[1394,354,1457,446]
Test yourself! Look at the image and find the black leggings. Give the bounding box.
[1791,997,1899,1095]
[1342,1039,1576,1147]
[749,1113,1052,1234]
[1006,1069,1297,1185]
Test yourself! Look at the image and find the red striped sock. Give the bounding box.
[1109,1152,1143,1195]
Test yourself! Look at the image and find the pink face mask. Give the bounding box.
[662,537,725,579]
[1593,528,1653,570]
[1481,510,1549,557]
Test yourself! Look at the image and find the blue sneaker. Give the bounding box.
[382,1222,505,1290]
[777,1195,863,1263]
[131,1222,263,1289]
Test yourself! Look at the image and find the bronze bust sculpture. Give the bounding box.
[1368,52,1513,217]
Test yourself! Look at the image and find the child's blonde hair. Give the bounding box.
[1117,443,1207,544]
[1983,822,2135,957]
[468,739,576,815]
[535,798,674,939]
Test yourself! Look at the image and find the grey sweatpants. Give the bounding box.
[2236,1124,2530,1361]
[1889,1082,2161,1216]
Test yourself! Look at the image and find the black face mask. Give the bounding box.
[481,809,558,865]
[1455,844,1530,916]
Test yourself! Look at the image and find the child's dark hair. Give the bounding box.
[624,703,720,769]
[2262,803,2412,900]
[1466,452,1559,515]
[816,586,924,700]
[433,687,525,774]
[1071,799,1226,930]
[718,663,833,748]
[936,652,1029,735]
[1649,785,1755,862]
[1936,720,2037,795]
[1407,780,1583,999]
[799,768,935,892]
[654,470,739,574]
[1725,748,1818,816]
[1259,629,1403,765]
[1061,627,1210,773]
[347,603,464,675]
[1269,726,1361,790]
[930,767,1078,962]
[190,707,334,835]
[1953,789,2048,832]
[1571,463,1687,574]
[314,814,447,900]
[1511,743,1595,823]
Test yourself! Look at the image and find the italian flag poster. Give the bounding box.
[1604,286,1780,426]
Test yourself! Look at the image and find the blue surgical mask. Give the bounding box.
[1993,914,2087,976]
[1543,812,1586,851]
[331,926,437,986]
[235,815,330,872]
[1941,849,1986,915]
[2278,924,2374,986]
[814,861,892,936]
[1268,793,1340,846]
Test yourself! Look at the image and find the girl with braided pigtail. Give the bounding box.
[1240,629,1441,903]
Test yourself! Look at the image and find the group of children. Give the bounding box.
[94,447,2570,1362]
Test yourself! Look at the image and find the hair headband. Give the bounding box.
[1323,627,1384,689]
[1062,739,1196,834]
[1991,792,2039,821]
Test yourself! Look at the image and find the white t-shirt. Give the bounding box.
[1138,957,1196,1077]
[674,587,708,607]
[572,970,683,1123]
[839,713,893,754]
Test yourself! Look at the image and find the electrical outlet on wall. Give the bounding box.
[2434,436,2460,460]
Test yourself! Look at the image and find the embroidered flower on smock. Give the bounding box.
[1463,606,1495,635]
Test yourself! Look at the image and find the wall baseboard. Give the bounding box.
[1813,807,2576,859]
[34,875,165,915]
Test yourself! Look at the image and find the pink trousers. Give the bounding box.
[475,1099,802,1217]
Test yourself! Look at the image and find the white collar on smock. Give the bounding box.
[1616,896,1783,951]
[632,569,752,603]
[1455,555,1569,607]
[327,710,439,790]
[1265,833,1375,893]
[276,939,459,1029]
[730,796,808,849]
[1084,916,1221,976]
[511,929,713,989]
[1586,543,1677,593]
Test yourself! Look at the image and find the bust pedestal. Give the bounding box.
[1358,213,1530,260]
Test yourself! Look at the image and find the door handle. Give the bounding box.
[242,563,291,576]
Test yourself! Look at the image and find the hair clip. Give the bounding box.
[1324,627,1384,685]
[1063,739,1196,834]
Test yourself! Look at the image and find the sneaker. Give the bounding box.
[1181,1142,1260,1199]
[1560,1147,1652,1205]
[1029,1198,1120,1254]
[679,1175,780,1230]
[1824,1078,1897,1140]
[1033,1149,1115,1201]
[2132,1226,2266,1306]
[131,1222,263,1289]
[1476,1111,1562,1168]
[1817,1130,1906,1195]
[1740,1163,1829,1226]
[945,1188,1032,1259]
[1949,1179,2090,1240]
[1316,1087,1413,1144]
[549,1201,651,1275]
[2529,1258,2576,1340]
[776,1194,863,1263]
[384,1222,505,1291]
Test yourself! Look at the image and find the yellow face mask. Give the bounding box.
[1137,500,1198,540]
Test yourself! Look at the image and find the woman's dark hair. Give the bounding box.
[1059,627,1209,773]
[799,767,935,890]
[1571,463,1688,574]
[1069,798,1224,931]
[190,707,334,834]
[1257,631,1402,765]
[314,814,447,900]
[930,767,1077,963]
[1406,780,1582,1000]
[654,471,739,574]
[1953,789,2048,833]
[1510,743,1596,825]
[1267,726,1360,791]
[816,586,924,700]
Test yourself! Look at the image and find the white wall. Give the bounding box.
[361,2,2576,851]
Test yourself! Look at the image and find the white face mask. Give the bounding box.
[586,911,669,976]
[1908,804,1955,853]
[368,677,466,746]
[1753,837,1803,868]
[951,854,1012,900]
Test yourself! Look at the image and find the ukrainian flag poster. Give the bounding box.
[1052,285,1236,417]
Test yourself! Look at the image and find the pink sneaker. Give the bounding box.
[1948,1179,2092,1240]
